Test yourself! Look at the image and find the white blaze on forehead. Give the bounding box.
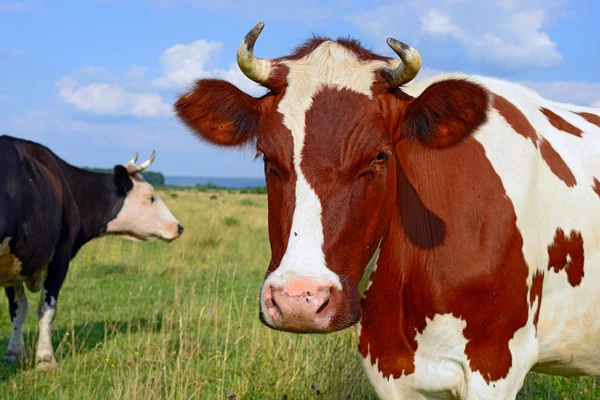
[264,42,387,290]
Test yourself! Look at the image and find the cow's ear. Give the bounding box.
[402,79,490,148]
[175,79,272,147]
[113,165,133,195]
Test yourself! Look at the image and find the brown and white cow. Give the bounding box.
[175,22,600,399]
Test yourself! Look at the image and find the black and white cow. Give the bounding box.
[0,135,183,369]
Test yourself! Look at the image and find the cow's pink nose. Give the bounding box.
[264,280,334,332]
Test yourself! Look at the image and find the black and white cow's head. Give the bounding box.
[107,152,183,242]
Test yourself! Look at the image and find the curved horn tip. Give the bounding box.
[384,37,422,86]
[127,152,138,165]
[136,150,157,172]
[244,22,265,47]
[237,21,272,85]
[387,37,411,53]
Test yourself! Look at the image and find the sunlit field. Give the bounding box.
[0,189,597,399]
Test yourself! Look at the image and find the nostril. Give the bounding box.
[267,285,283,318]
[177,224,184,235]
[316,297,330,314]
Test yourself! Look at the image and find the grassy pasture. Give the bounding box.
[0,189,597,399]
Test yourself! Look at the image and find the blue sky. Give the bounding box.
[1,0,598,177]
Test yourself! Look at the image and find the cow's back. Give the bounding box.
[0,136,63,280]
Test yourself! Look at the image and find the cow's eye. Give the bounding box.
[372,152,388,168]
[359,151,390,180]
[262,154,281,179]
[369,152,389,173]
[149,195,156,204]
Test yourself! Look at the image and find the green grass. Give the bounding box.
[0,189,597,399]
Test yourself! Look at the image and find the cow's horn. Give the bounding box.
[237,22,272,85]
[136,150,156,172]
[127,152,139,166]
[383,38,422,87]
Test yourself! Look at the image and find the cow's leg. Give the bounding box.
[4,284,28,363]
[36,246,69,370]
[35,288,58,369]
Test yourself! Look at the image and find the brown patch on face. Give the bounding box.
[541,107,583,138]
[539,139,577,187]
[530,271,544,328]
[576,112,600,128]
[547,228,585,287]
[359,136,530,383]
[593,178,600,198]
[0,237,24,287]
[258,106,297,277]
[493,94,538,146]
[301,88,394,331]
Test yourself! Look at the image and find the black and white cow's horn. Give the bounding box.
[383,38,422,87]
[127,152,139,165]
[237,22,272,85]
[136,150,156,173]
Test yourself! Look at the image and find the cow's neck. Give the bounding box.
[58,165,125,254]
[358,136,530,380]
[358,168,437,378]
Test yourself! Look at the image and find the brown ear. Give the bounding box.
[402,79,490,148]
[174,79,270,147]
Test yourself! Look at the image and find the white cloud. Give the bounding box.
[153,40,223,89]
[56,36,265,118]
[56,77,171,117]
[346,0,565,70]
[152,39,265,96]
[421,9,463,37]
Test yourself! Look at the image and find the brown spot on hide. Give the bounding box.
[541,107,583,137]
[529,271,544,328]
[593,178,600,198]
[547,228,585,287]
[539,139,577,187]
[493,94,538,146]
[576,112,600,128]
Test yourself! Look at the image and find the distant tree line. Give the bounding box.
[195,182,267,194]
[83,167,165,186]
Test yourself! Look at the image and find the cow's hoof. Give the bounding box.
[4,349,26,364]
[36,355,58,370]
